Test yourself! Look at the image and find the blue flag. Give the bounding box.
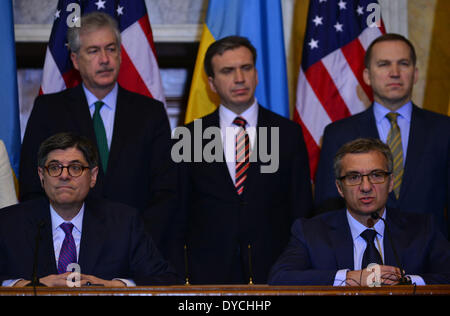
[0,1,21,177]
[186,0,289,122]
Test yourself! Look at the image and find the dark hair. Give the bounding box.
[204,36,257,78]
[38,132,99,169]
[333,138,393,179]
[364,33,416,68]
[67,11,121,54]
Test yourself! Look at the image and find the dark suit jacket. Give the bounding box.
[314,105,450,237]
[169,106,313,284]
[268,209,450,285]
[0,197,182,285]
[19,85,176,252]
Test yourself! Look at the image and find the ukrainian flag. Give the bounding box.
[185,0,289,123]
[0,1,21,181]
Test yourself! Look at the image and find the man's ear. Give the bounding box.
[363,68,371,86]
[335,179,345,198]
[38,167,45,187]
[207,76,217,93]
[89,166,99,188]
[70,52,79,71]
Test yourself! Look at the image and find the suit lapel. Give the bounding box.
[398,105,427,203]
[66,85,96,139]
[202,110,238,196]
[25,198,58,277]
[383,209,409,267]
[242,106,265,200]
[106,86,129,175]
[328,210,355,270]
[356,106,380,138]
[78,198,107,275]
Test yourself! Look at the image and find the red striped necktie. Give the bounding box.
[57,223,77,274]
[233,117,250,195]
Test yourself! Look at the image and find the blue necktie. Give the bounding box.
[57,223,77,274]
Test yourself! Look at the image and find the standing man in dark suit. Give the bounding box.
[269,138,450,286]
[0,133,180,287]
[170,36,313,284]
[314,33,450,237]
[19,12,175,251]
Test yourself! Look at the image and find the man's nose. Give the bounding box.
[359,175,373,192]
[234,69,245,82]
[389,64,400,77]
[99,49,110,64]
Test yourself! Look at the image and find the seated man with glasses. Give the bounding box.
[269,138,450,286]
[0,132,181,287]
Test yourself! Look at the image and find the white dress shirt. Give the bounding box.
[219,100,258,184]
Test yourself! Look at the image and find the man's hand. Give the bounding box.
[80,274,127,287]
[13,273,127,287]
[346,265,402,286]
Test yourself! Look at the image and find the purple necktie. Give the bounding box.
[57,223,77,274]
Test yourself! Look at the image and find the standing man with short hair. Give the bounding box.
[19,12,176,252]
[314,33,450,238]
[170,36,313,284]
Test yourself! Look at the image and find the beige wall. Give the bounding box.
[409,0,449,115]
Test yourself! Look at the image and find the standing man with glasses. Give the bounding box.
[19,12,175,252]
[314,33,450,238]
[269,138,450,286]
[0,133,180,287]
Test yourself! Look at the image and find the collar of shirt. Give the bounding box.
[346,209,386,270]
[83,83,118,114]
[346,209,385,241]
[219,100,258,184]
[373,101,412,126]
[373,101,411,163]
[50,203,84,235]
[219,99,258,147]
[83,83,118,149]
[219,100,259,128]
[50,203,84,262]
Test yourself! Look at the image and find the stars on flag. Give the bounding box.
[308,38,319,50]
[95,0,106,10]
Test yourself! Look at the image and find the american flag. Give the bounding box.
[294,0,385,179]
[40,0,165,105]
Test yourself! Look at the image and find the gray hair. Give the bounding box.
[67,11,121,54]
[333,138,393,179]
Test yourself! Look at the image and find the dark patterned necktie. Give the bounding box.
[93,101,109,173]
[57,223,77,274]
[360,229,383,268]
[233,117,250,195]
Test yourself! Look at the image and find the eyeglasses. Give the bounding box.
[338,170,392,186]
[45,163,90,177]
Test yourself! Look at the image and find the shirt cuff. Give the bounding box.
[2,279,23,287]
[333,269,350,286]
[408,275,426,286]
[114,278,136,287]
